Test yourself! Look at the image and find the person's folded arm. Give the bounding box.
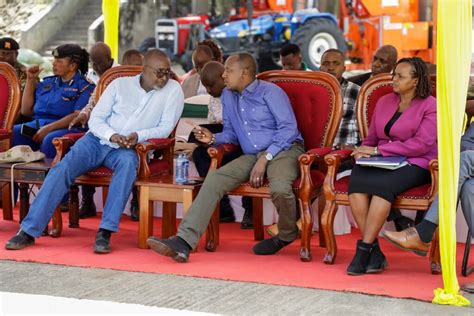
[136,87,185,141]
[378,105,437,157]
[88,80,118,142]
[264,86,300,157]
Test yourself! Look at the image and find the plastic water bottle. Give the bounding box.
[182,154,189,183]
[175,153,186,183]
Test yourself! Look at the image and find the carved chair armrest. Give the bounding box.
[207,144,241,170]
[322,150,354,197]
[428,159,439,202]
[135,137,175,179]
[52,134,84,166]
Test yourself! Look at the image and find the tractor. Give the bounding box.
[154,0,346,71]
[153,0,437,72]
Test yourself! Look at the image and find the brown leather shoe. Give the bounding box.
[383,227,430,257]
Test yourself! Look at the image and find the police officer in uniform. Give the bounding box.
[12,44,95,158]
[0,37,27,91]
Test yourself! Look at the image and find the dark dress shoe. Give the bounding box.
[79,199,97,219]
[366,239,388,274]
[394,215,415,232]
[5,230,35,250]
[94,229,111,254]
[130,198,139,222]
[253,236,292,255]
[147,236,191,263]
[240,208,253,229]
[347,240,372,276]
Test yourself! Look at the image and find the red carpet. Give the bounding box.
[1,211,472,302]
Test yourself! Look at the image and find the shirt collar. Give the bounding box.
[57,71,82,86]
[242,79,259,94]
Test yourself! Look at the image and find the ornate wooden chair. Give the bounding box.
[53,65,175,227]
[0,62,21,220]
[206,70,343,261]
[321,73,441,274]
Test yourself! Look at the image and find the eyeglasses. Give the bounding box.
[144,65,172,78]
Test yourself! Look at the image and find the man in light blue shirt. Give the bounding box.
[147,52,304,262]
[5,49,184,254]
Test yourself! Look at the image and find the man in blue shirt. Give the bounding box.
[5,49,184,254]
[147,52,304,262]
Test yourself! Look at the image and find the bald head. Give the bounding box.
[144,49,170,65]
[201,61,225,98]
[90,42,113,76]
[90,42,111,58]
[223,53,257,92]
[142,49,171,90]
[372,45,398,75]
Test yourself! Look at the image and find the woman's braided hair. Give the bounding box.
[396,57,432,99]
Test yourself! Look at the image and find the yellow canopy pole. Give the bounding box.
[433,0,471,306]
[102,0,120,60]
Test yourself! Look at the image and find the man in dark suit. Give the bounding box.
[348,45,398,86]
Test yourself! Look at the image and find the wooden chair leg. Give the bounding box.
[138,186,153,249]
[68,185,79,228]
[2,182,13,220]
[321,199,338,264]
[162,201,176,238]
[299,197,313,262]
[102,186,109,208]
[49,207,63,237]
[19,183,29,223]
[430,228,441,275]
[462,228,473,277]
[318,196,326,247]
[252,197,264,240]
[205,206,220,252]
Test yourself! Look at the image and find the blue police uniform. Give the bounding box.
[12,71,95,158]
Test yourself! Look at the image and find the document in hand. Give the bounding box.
[356,156,408,170]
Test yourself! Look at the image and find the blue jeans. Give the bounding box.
[21,133,138,238]
[12,119,84,158]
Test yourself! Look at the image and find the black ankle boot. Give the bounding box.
[366,239,388,274]
[79,186,96,219]
[347,240,372,276]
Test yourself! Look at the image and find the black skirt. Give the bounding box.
[348,164,431,203]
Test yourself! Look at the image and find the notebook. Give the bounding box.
[356,156,408,170]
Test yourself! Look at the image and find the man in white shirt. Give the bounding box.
[5,49,184,254]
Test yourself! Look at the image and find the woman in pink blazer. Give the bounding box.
[347,57,437,276]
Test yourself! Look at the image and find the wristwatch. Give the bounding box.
[265,152,273,161]
[373,146,379,156]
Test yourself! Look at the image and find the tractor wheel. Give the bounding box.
[292,19,346,70]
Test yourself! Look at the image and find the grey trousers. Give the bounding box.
[424,150,474,237]
[177,143,305,248]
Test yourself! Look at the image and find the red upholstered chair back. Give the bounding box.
[95,65,143,102]
[357,73,437,140]
[257,70,343,150]
[0,62,21,130]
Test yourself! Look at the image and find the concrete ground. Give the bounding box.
[0,260,473,315]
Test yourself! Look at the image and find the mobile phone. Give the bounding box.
[20,124,39,138]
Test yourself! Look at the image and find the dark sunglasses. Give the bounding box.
[144,65,172,78]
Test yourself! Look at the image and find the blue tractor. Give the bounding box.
[208,8,346,70]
